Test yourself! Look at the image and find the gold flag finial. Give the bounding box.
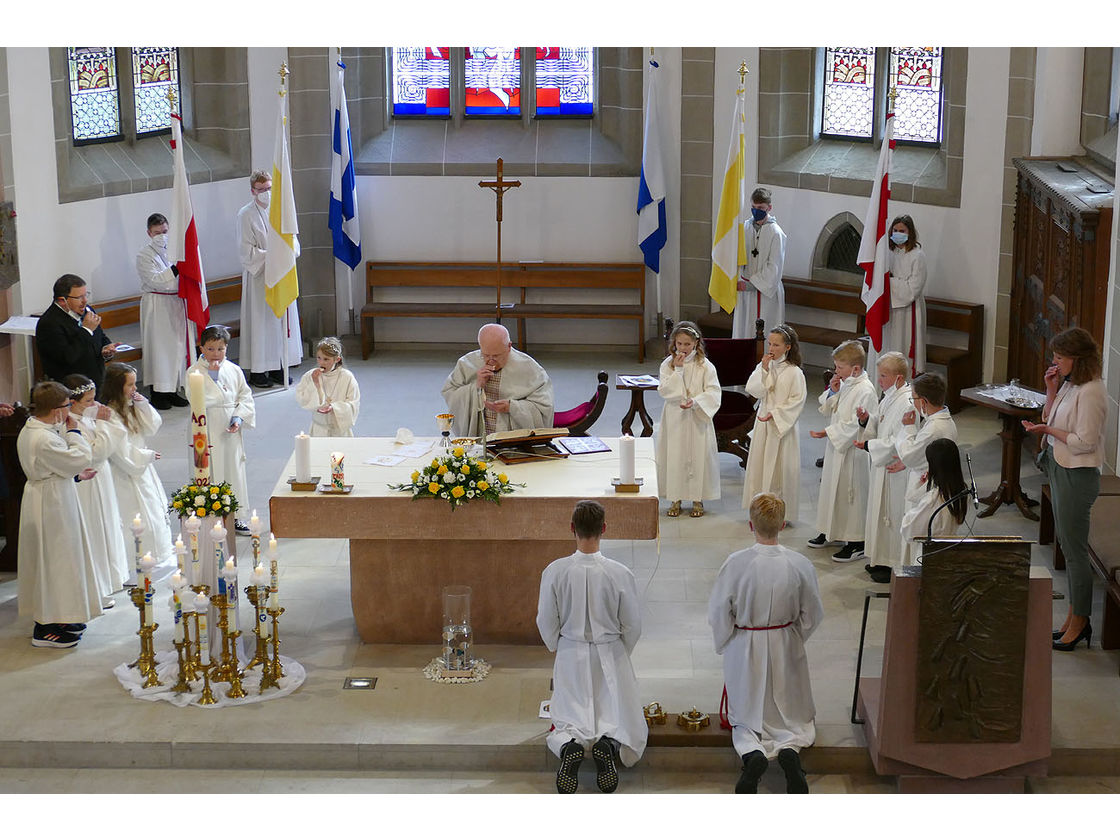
[278,62,289,97]
[166,86,177,109]
[738,61,749,84]
[888,86,898,110]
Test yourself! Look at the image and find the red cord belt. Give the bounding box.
[734,621,793,631]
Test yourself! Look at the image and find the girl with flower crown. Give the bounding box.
[295,336,361,437]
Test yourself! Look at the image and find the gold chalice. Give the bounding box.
[436,413,454,448]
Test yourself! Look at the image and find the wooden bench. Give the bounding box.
[696,277,985,412]
[362,261,647,361]
[1084,496,1120,655]
[32,276,243,382]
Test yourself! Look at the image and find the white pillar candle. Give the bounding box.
[252,565,271,640]
[188,369,211,486]
[169,592,183,643]
[131,513,144,535]
[295,432,311,482]
[174,535,186,576]
[268,534,279,610]
[249,510,262,536]
[194,593,210,665]
[619,434,635,484]
[222,559,239,632]
[140,553,155,626]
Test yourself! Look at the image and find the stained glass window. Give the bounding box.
[132,47,180,135]
[888,47,944,144]
[821,47,875,139]
[68,47,122,143]
[535,47,593,117]
[392,47,451,117]
[465,47,521,117]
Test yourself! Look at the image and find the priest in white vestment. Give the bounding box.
[17,382,103,648]
[187,325,256,527]
[855,352,913,582]
[136,212,192,409]
[709,492,823,793]
[537,500,645,794]
[441,323,553,438]
[237,171,302,388]
[732,188,786,340]
[809,341,877,559]
[741,326,807,518]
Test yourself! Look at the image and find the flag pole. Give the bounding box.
[339,48,356,339]
[167,86,193,372]
[650,48,664,341]
[279,62,291,392]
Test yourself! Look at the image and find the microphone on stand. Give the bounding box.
[965,452,980,512]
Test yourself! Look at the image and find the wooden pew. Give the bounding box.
[696,277,985,412]
[362,261,647,361]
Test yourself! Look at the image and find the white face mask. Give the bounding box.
[151,232,169,250]
[255,190,271,208]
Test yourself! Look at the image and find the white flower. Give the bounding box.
[469,480,476,487]
[467,490,475,498]
[222,495,230,504]
[443,472,455,484]
[457,473,465,481]
[194,495,205,506]
[440,492,448,498]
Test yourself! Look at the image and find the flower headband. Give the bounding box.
[772,324,794,342]
[69,382,95,399]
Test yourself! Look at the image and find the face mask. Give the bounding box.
[890,231,908,246]
[255,190,271,208]
[751,207,768,224]
[151,233,168,250]
[882,383,897,399]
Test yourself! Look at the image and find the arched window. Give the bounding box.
[390,47,594,119]
[67,46,182,145]
[822,47,944,146]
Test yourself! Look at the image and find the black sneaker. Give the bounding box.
[778,748,809,794]
[556,739,584,794]
[592,736,619,793]
[806,533,830,548]
[735,750,768,794]
[168,392,190,407]
[249,374,273,389]
[268,369,293,385]
[59,623,86,634]
[150,391,172,410]
[234,519,250,534]
[865,564,893,584]
[32,623,80,648]
[832,542,865,562]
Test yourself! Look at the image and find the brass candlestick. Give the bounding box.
[196,661,218,705]
[186,585,210,678]
[210,593,234,683]
[245,585,279,692]
[128,586,162,687]
[225,629,247,699]
[170,639,191,693]
[267,606,286,680]
[180,606,199,681]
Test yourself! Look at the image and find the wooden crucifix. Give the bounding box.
[478,158,521,322]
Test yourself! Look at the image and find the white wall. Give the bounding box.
[1032,48,1085,157]
[713,47,1010,382]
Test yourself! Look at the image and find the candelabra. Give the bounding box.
[193,591,217,705]
[245,583,279,692]
[268,605,286,680]
[128,585,162,688]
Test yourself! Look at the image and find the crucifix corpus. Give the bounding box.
[478,158,521,322]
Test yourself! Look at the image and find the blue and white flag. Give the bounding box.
[329,55,361,309]
[637,59,667,276]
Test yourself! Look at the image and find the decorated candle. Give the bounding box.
[188,368,212,486]
[184,512,201,583]
[212,521,227,591]
[295,432,311,482]
[619,434,635,484]
[222,558,239,632]
[249,510,262,537]
[330,451,345,490]
[169,592,183,643]
[174,534,186,576]
[194,593,211,665]
[268,534,279,610]
[252,565,271,640]
[140,553,155,626]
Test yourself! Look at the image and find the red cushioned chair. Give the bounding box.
[553,371,609,437]
[704,320,765,468]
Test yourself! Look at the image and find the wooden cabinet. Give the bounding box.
[1009,158,1113,390]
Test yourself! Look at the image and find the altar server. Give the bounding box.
[136,212,192,409]
[102,363,176,578]
[295,336,361,437]
[187,325,256,532]
[807,340,878,562]
[854,352,913,584]
[899,438,968,566]
[18,381,102,648]
[656,320,722,517]
[883,214,928,376]
[709,492,823,794]
[441,323,553,438]
[732,187,787,340]
[63,374,129,605]
[537,500,645,794]
[741,324,806,519]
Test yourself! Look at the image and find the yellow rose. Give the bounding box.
[189,485,197,492]
[212,501,221,510]
[173,500,183,509]
[196,507,206,517]
[452,447,465,458]
[437,464,449,475]
[477,480,489,491]
[428,482,441,494]
[411,470,420,482]
[451,486,465,498]
[431,459,439,469]
[498,474,509,484]
[477,461,488,471]
[462,464,471,474]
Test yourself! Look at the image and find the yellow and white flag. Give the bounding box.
[707,83,747,314]
[264,86,300,318]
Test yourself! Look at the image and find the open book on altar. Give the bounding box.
[487,427,569,445]
[485,427,570,464]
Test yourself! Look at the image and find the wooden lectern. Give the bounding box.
[857,537,1051,792]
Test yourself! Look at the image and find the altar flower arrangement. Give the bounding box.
[168,481,240,519]
[389,447,521,510]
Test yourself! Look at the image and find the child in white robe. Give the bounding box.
[894,373,958,564]
[102,362,176,580]
[186,325,256,533]
[17,382,102,648]
[295,336,361,437]
[742,324,807,520]
[808,339,877,562]
[709,492,823,794]
[537,500,645,794]
[655,320,721,517]
[884,214,928,376]
[854,352,913,584]
[900,438,969,566]
[64,374,130,605]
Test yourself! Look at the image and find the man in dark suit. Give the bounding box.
[35,274,119,394]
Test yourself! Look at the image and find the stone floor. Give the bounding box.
[2,340,1119,802]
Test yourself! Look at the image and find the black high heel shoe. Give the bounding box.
[1052,630,1066,640]
[1053,622,1092,651]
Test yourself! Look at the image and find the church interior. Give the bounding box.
[3,27,1120,816]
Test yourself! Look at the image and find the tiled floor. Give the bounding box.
[2,342,1119,797]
